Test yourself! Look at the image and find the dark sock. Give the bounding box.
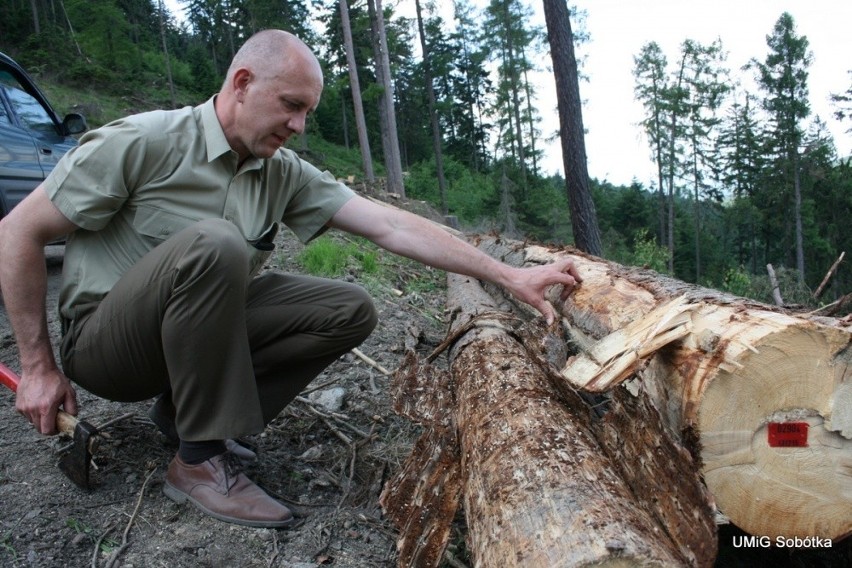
[178,439,227,465]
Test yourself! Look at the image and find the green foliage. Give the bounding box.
[405,157,497,224]
[3,1,850,303]
[721,266,754,298]
[0,531,16,560]
[749,266,816,307]
[287,134,383,182]
[297,236,352,277]
[630,228,670,272]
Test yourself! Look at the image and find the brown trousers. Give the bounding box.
[60,219,377,441]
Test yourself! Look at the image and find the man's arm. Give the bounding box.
[0,185,80,434]
[328,195,581,323]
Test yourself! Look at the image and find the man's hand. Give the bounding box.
[501,258,582,325]
[15,368,78,435]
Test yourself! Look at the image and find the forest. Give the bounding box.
[1,0,851,310]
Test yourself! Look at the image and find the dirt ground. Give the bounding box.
[0,212,455,568]
[1,197,850,568]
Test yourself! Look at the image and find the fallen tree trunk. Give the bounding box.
[382,273,716,567]
[476,235,852,542]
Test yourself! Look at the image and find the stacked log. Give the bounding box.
[381,235,851,567]
[382,272,716,567]
[477,236,852,541]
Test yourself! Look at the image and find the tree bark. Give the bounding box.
[30,0,40,34]
[367,0,405,197]
[158,0,177,109]
[476,235,852,541]
[384,230,850,566]
[414,0,448,215]
[339,0,375,184]
[542,0,603,256]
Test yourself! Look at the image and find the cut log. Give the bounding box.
[476,235,852,542]
[382,272,717,567]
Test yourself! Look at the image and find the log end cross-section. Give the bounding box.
[696,318,852,540]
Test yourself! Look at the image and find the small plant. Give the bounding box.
[631,228,670,273]
[65,518,88,533]
[297,235,383,279]
[0,532,17,560]
[357,249,378,274]
[722,266,754,298]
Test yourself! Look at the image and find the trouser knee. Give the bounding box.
[185,218,249,274]
[338,283,379,346]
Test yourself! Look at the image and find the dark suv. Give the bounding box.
[0,52,87,219]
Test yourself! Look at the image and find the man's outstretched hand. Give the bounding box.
[501,258,582,325]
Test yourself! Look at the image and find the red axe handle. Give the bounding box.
[0,361,79,435]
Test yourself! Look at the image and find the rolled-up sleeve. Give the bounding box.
[44,120,148,231]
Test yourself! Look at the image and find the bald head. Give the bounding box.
[224,30,323,90]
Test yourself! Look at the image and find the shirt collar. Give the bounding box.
[200,96,263,172]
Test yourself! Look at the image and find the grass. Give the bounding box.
[0,532,16,560]
[296,235,381,279]
[295,234,446,304]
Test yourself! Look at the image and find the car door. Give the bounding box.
[0,72,46,217]
[0,59,81,218]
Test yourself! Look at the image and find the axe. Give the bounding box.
[0,361,98,489]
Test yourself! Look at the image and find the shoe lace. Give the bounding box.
[219,452,244,489]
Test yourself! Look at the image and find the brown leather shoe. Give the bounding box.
[164,453,294,528]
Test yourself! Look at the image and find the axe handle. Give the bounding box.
[0,361,78,435]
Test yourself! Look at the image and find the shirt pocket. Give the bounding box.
[132,205,202,243]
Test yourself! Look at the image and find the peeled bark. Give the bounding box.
[383,232,850,567]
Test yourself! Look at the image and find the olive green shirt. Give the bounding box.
[44,96,354,321]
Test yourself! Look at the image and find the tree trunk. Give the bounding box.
[692,146,701,281]
[58,0,84,58]
[382,272,716,567]
[30,0,40,34]
[383,223,851,565]
[476,235,852,541]
[414,0,448,215]
[542,0,603,256]
[339,0,375,184]
[498,2,528,195]
[367,0,405,197]
[794,150,805,284]
[158,0,177,109]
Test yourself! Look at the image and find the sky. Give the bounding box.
[536,0,852,186]
[165,0,852,188]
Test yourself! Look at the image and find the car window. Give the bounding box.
[0,70,56,134]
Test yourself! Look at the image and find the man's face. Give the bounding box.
[234,57,322,160]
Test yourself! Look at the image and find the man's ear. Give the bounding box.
[232,68,252,102]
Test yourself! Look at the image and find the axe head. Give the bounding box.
[58,419,99,489]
